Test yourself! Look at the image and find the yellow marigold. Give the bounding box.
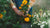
[24,1,28,5]
[24,17,30,22]
[3,10,6,13]
[29,14,31,17]
[19,7,22,9]
[22,1,28,5]
[0,14,3,19]
[23,0,27,1]
[21,4,24,6]
[23,0,26,1]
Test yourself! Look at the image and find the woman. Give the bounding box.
[10,0,35,28]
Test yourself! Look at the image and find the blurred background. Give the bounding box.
[0,0,50,28]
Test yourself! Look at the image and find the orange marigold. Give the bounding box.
[29,14,31,17]
[24,17,30,22]
[22,1,28,5]
[21,4,24,6]
[0,14,3,19]
[19,7,22,9]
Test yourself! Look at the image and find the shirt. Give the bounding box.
[13,0,32,15]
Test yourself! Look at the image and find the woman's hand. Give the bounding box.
[16,10,24,16]
[12,7,24,16]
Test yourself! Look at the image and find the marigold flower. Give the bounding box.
[29,14,31,17]
[22,1,28,5]
[24,1,28,5]
[24,0,26,1]
[21,4,24,6]
[19,7,22,9]
[24,17,30,22]
[0,14,3,19]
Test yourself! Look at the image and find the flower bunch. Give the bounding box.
[19,0,29,15]
[24,14,33,22]
[0,14,3,19]
[0,10,6,19]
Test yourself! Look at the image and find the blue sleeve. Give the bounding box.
[28,7,32,15]
[14,0,22,9]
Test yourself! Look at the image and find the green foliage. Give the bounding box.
[0,0,22,28]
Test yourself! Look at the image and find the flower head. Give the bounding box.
[19,7,22,9]
[21,4,24,6]
[22,0,28,5]
[24,17,30,22]
[29,14,31,17]
[0,14,3,19]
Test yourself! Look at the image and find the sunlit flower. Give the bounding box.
[19,7,22,9]
[23,0,26,1]
[21,4,24,6]
[29,14,31,17]
[24,17,30,22]
[22,0,28,5]
[0,14,3,19]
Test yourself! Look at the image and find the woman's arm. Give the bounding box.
[10,0,24,16]
[10,0,19,11]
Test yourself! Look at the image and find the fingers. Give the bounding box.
[21,14,24,16]
[20,12,24,16]
[16,11,25,16]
